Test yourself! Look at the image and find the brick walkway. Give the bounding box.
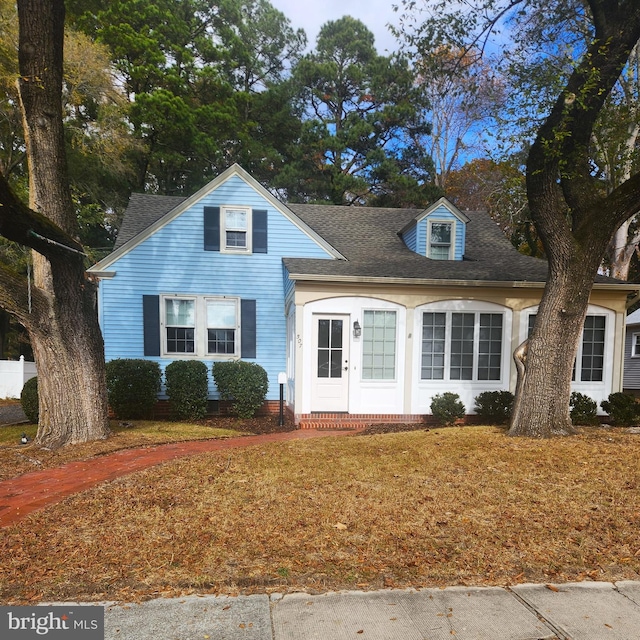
[0,429,358,528]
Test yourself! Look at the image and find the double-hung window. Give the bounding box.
[428,221,453,260]
[222,207,251,252]
[362,310,397,380]
[421,311,503,381]
[165,298,196,353]
[206,299,238,355]
[163,295,240,357]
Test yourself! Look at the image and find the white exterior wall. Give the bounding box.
[291,284,627,419]
[298,297,406,415]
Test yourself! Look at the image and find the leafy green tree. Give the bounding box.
[280,16,437,206]
[68,0,306,194]
[399,0,640,437]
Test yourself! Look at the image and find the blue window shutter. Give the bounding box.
[253,209,268,253]
[143,295,161,356]
[204,206,220,251]
[241,299,256,358]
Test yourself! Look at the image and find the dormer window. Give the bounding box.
[428,221,453,260]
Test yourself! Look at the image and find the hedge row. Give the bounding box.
[429,390,639,427]
[20,359,270,422]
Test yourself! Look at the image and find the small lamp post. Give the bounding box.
[278,372,287,426]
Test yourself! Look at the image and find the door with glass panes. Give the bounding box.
[311,315,349,412]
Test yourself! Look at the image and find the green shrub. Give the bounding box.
[570,392,599,425]
[165,360,209,421]
[430,392,465,426]
[106,359,161,419]
[20,376,38,423]
[473,390,514,424]
[600,392,639,427]
[212,361,269,419]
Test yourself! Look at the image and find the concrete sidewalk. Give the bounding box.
[55,580,640,639]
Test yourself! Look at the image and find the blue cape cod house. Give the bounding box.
[88,165,639,427]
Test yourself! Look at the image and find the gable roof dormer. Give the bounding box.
[400,197,470,261]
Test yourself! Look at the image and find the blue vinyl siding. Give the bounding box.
[99,175,332,400]
[417,205,466,260]
[401,224,418,252]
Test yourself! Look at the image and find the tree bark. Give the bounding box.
[509,0,640,437]
[509,258,593,436]
[0,0,110,448]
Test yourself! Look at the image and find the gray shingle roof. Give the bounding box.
[114,193,186,249]
[284,203,551,282]
[112,193,622,285]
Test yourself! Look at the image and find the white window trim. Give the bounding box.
[415,300,512,386]
[632,332,640,358]
[427,219,455,260]
[420,310,503,382]
[160,294,240,358]
[361,308,398,381]
[221,205,252,254]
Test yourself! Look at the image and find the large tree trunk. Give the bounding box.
[508,257,595,437]
[508,1,640,437]
[12,0,109,447]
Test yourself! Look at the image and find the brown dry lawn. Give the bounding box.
[1,423,640,605]
[0,419,253,481]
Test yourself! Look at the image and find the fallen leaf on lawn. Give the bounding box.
[334,522,347,530]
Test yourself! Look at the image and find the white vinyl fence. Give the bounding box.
[0,356,37,398]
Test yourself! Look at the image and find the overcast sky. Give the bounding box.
[268,0,404,53]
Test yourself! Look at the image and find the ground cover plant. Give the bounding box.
[1,425,639,604]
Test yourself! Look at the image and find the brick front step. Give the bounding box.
[296,413,430,430]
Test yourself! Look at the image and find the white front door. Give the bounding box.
[311,315,349,412]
